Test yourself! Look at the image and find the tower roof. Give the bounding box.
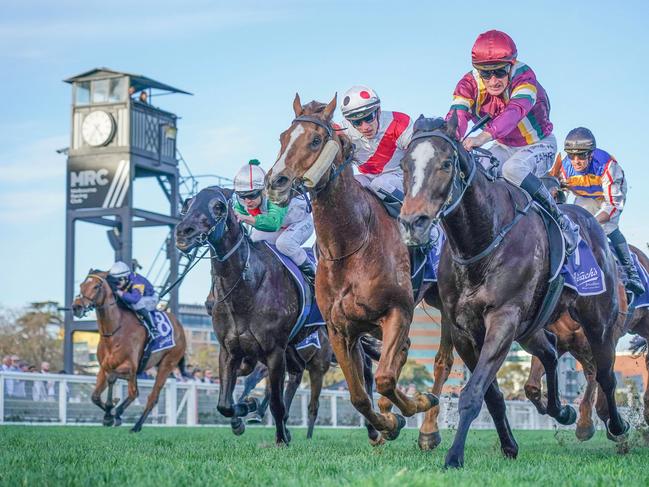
[64,67,192,95]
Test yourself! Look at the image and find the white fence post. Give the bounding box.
[59,379,67,424]
[330,395,337,427]
[301,392,308,427]
[187,383,197,426]
[166,380,177,426]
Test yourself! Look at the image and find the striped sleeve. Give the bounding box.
[548,153,563,178]
[446,74,477,139]
[598,157,626,217]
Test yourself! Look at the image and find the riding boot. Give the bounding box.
[298,260,316,287]
[520,173,580,255]
[137,309,160,339]
[608,229,645,297]
[376,187,404,219]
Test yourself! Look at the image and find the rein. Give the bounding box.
[77,274,121,338]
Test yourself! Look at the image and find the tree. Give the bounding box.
[0,301,63,370]
[398,359,433,389]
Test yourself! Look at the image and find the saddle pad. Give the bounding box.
[410,226,445,302]
[149,311,176,353]
[264,243,325,342]
[561,239,606,296]
[295,329,322,351]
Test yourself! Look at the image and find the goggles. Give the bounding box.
[477,66,510,80]
[567,151,593,160]
[237,190,262,200]
[349,110,378,127]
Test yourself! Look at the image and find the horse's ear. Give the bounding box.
[293,93,303,117]
[322,93,337,122]
[445,111,459,140]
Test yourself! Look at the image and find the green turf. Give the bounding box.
[1,426,648,486]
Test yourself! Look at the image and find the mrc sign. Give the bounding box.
[67,158,130,209]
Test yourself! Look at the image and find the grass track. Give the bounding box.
[1,426,648,486]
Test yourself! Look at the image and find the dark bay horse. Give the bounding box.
[237,326,334,439]
[398,115,629,468]
[72,271,187,432]
[175,185,381,444]
[265,95,446,443]
[526,245,649,439]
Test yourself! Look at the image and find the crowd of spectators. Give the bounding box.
[2,355,59,401]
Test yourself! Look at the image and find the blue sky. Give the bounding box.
[1,0,648,309]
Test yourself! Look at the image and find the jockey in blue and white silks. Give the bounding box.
[109,261,160,338]
[550,127,644,297]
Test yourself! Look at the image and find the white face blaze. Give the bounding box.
[410,140,436,197]
[273,124,305,174]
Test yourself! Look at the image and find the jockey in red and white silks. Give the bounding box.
[336,85,413,218]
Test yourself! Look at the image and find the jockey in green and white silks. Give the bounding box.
[233,159,316,284]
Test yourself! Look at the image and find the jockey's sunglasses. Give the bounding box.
[349,110,378,127]
[567,151,593,160]
[477,67,510,80]
[238,190,262,200]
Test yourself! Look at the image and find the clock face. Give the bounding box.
[81,110,116,147]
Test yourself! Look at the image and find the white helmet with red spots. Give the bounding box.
[341,85,381,120]
[234,159,266,196]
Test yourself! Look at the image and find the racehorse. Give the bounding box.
[398,115,629,468]
[174,185,382,445]
[265,95,446,443]
[72,270,187,432]
[525,245,649,439]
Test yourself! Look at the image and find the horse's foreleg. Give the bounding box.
[92,369,115,426]
[375,307,437,417]
[266,350,289,446]
[419,316,454,451]
[113,373,138,426]
[568,341,598,441]
[360,348,383,445]
[445,308,517,469]
[131,355,176,433]
[217,349,242,419]
[283,370,303,425]
[524,356,548,414]
[305,366,324,439]
[328,327,399,442]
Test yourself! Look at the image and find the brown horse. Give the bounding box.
[72,270,187,432]
[265,95,442,443]
[525,245,649,438]
[399,116,628,468]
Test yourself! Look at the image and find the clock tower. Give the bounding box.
[62,68,192,372]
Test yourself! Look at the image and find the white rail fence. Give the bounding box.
[0,371,607,430]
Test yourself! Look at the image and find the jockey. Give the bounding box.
[447,29,579,255]
[337,85,414,218]
[108,261,160,339]
[233,159,316,284]
[550,127,645,297]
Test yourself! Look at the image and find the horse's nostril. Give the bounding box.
[272,176,289,189]
[413,215,431,230]
[182,225,195,237]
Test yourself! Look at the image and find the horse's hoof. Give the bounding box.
[556,405,577,426]
[418,431,442,451]
[231,418,245,436]
[102,416,114,427]
[575,423,596,442]
[606,418,630,442]
[285,428,292,443]
[113,417,122,427]
[444,453,464,469]
[130,424,142,434]
[383,413,406,441]
[369,433,386,447]
[246,414,264,424]
[501,443,519,459]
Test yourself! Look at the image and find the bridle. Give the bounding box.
[408,128,531,266]
[75,274,121,337]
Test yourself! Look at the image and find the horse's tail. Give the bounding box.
[629,335,647,356]
[177,355,192,378]
[360,335,382,362]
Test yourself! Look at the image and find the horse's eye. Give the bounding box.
[442,160,453,171]
[311,136,322,148]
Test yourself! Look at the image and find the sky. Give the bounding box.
[1,0,648,311]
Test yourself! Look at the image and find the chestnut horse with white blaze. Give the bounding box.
[72,270,186,432]
[266,95,444,443]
